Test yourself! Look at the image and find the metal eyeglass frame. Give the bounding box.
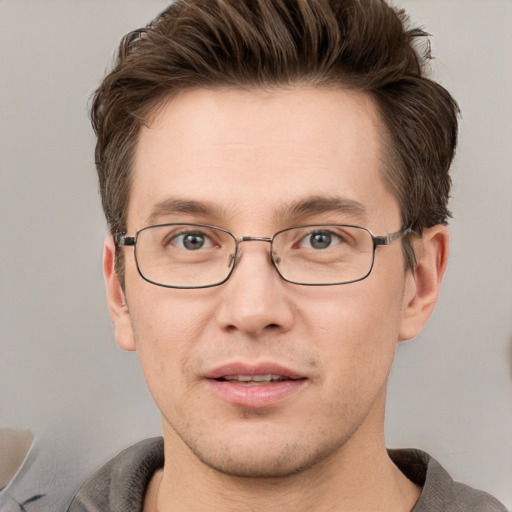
[115,224,413,289]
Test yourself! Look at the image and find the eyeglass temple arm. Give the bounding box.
[114,233,135,247]
[373,227,413,247]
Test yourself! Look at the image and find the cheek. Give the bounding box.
[300,278,404,384]
[125,286,216,395]
[126,275,215,346]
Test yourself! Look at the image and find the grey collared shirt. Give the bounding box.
[68,438,508,512]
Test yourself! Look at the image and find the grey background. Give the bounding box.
[1,0,511,508]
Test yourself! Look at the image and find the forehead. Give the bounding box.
[129,86,398,230]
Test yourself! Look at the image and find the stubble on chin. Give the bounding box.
[166,417,357,480]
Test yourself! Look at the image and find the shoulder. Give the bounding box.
[389,448,508,512]
[67,437,164,512]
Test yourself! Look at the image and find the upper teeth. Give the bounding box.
[224,374,284,382]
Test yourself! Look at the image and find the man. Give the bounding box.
[68,0,507,510]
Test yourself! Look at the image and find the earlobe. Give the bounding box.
[398,225,449,341]
[103,235,136,351]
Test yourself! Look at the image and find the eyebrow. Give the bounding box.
[144,195,368,227]
[276,196,369,223]
[145,198,227,225]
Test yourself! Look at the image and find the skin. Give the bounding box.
[104,86,449,511]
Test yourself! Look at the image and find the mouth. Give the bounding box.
[205,364,307,408]
[216,374,299,385]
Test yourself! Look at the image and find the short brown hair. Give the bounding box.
[91,0,459,275]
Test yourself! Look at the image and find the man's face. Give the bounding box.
[111,87,418,477]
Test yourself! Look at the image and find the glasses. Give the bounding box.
[115,223,412,289]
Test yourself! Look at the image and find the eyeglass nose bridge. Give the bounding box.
[228,235,277,269]
[237,235,273,243]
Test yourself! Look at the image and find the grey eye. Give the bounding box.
[308,231,334,249]
[181,233,206,250]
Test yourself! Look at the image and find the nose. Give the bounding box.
[216,240,295,338]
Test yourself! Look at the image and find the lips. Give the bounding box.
[205,362,304,381]
[204,363,307,408]
[221,374,290,384]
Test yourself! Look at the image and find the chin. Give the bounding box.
[186,433,348,479]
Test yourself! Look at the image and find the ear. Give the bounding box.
[103,235,136,351]
[398,225,449,341]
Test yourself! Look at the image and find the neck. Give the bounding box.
[145,410,420,512]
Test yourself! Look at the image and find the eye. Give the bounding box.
[172,231,212,250]
[300,230,342,250]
